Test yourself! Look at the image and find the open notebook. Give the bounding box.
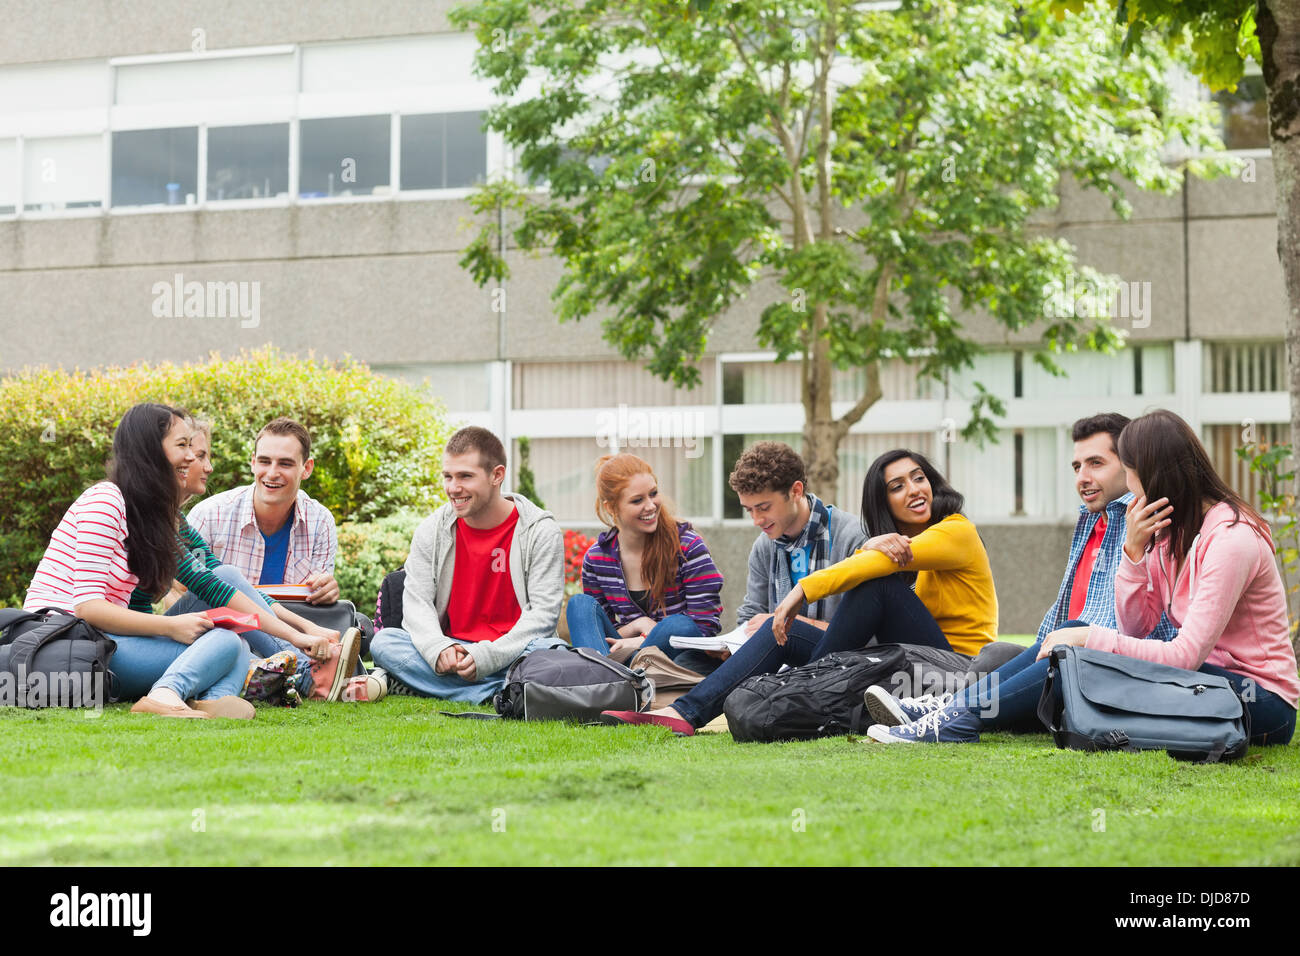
[669,625,750,654]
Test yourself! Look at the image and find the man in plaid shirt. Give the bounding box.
[1037,412,1178,646]
[189,418,340,605]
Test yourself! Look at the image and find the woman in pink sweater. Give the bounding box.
[869,409,1297,745]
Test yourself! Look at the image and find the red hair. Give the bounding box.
[594,454,683,615]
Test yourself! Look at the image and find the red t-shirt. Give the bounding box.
[447,506,522,643]
[1067,514,1107,621]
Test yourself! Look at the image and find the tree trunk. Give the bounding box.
[802,303,840,500]
[1260,2,1300,496]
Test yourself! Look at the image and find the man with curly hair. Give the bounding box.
[726,441,871,642]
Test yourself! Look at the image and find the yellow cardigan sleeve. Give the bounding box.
[799,515,978,604]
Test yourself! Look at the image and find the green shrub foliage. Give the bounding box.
[0,348,454,605]
[335,509,426,616]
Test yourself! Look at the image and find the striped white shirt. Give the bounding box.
[25,482,139,612]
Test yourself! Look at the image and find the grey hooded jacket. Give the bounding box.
[734,504,870,626]
[400,492,565,678]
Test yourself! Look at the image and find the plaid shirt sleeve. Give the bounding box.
[187,488,264,584]
[304,497,337,575]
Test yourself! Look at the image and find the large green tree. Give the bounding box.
[454,0,1226,496]
[1056,0,1300,486]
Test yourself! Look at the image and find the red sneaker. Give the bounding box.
[599,710,695,736]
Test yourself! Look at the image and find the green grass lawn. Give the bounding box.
[2,687,1297,866]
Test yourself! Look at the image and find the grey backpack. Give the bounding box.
[493,645,655,721]
[1036,645,1249,763]
[0,608,117,709]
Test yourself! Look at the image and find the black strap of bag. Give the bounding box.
[9,615,82,681]
[0,607,67,646]
[1035,646,1066,744]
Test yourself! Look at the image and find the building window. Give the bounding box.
[512,359,715,409]
[111,127,198,207]
[721,358,933,405]
[400,112,487,190]
[299,115,391,198]
[1204,341,1284,393]
[1207,421,1288,512]
[722,431,936,517]
[0,139,16,215]
[207,123,289,201]
[23,136,104,211]
[526,436,714,522]
[1214,71,1269,151]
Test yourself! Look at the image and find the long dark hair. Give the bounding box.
[860,449,965,537]
[1117,409,1271,562]
[107,403,186,598]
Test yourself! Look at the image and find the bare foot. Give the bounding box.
[646,706,685,719]
[149,687,186,708]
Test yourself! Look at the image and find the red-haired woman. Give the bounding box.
[566,454,724,670]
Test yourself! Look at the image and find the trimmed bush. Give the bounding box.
[335,509,426,615]
[0,348,455,605]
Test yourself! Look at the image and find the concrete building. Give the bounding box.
[0,1,1288,632]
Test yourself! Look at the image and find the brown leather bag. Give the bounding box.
[628,646,706,709]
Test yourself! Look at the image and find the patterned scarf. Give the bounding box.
[771,493,833,620]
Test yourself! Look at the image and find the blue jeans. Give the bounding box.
[370,627,568,704]
[168,564,315,696]
[956,622,1298,745]
[672,575,953,728]
[109,627,249,702]
[565,594,718,673]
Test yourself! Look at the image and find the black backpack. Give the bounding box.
[375,569,406,632]
[0,608,117,709]
[723,645,909,743]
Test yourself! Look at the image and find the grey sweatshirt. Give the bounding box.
[734,505,870,626]
[400,492,565,678]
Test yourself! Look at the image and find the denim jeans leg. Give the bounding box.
[670,618,824,728]
[110,628,247,701]
[564,594,620,656]
[639,614,702,660]
[968,657,1055,732]
[159,628,248,701]
[108,635,189,701]
[164,565,285,658]
[1196,661,1297,745]
[811,576,951,656]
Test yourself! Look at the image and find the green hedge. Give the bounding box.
[335,509,426,616]
[0,348,454,605]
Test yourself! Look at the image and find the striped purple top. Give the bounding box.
[581,523,723,636]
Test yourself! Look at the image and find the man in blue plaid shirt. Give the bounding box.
[1036,412,1178,646]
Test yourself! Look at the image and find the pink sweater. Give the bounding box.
[1086,502,1299,709]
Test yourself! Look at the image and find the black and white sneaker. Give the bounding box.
[863,685,954,727]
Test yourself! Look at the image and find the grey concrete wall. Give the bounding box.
[0,1,459,65]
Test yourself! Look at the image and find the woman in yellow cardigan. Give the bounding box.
[600,449,998,735]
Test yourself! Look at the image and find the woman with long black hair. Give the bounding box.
[600,448,998,734]
[25,403,254,718]
[868,409,1298,745]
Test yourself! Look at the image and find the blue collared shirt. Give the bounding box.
[1037,493,1179,643]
